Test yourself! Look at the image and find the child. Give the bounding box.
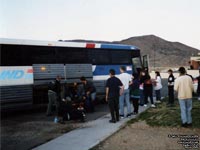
[130,73,140,114]
[153,71,162,103]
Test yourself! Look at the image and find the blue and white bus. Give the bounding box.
[0,38,147,110]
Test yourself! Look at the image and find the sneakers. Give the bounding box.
[54,117,58,123]
[126,114,131,118]
[120,114,124,119]
[109,120,116,123]
[151,104,156,108]
[156,100,161,104]
[144,104,147,107]
[181,123,192,128]
[181,123,188,128]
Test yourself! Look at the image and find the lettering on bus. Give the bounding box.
[0,67,33,86]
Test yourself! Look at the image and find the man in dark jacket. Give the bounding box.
[47,75,62,123]
[46,75,62,116]
[46,81,57,116]
[80,76,96,112]
[167,69,175,106]
[106,69,124,123]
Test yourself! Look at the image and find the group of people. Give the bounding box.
[105,66,164,123]
[106,66,195,127]
[46,66,196,127]
[46,76,97,123]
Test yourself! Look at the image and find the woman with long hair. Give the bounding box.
[143,71,156,107]
[154,71,162,103]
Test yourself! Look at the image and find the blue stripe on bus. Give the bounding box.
[93,65,132,76]
[100,44,138,50]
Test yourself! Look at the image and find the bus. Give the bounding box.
[0,38,148,110]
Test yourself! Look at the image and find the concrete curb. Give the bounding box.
[33,106,149,150]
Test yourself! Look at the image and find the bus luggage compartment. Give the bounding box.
[0,85,33,111]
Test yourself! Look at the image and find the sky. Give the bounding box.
[0,0,200,49]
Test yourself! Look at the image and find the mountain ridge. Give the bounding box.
[67,35,199,68]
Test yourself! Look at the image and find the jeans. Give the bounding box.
[155,90,161,101]
[119,89,131,115]
[91,92,96,101]
[139,89,144,105]
[46,90,56,115]
[178,99,192,124]
[108,96,119,121]
[85,96,95,112]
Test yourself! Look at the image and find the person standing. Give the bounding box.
[130,73,140,114]
[46,81,57,116]
[196,70,200,101]
[80,76,96,112]
[153,71,162,103]
[143,71,156,108]
[174,67,194,127]
[139,70,145,106]
[52,75,62,123]
[167,69,175,106]
[119,66,132,118]
[106,69,124,123]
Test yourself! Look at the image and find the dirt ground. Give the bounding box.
[0,104,109,150]
[94,121,200,150]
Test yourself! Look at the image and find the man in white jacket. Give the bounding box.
[174,67,194,127]
[118,66,132,118]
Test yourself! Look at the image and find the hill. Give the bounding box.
[68,35,200,69]
[118,35,200,68]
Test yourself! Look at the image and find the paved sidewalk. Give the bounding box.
[33,105,149,150]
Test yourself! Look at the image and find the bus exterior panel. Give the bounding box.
[0,38,143,110]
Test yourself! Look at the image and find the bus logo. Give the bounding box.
[0,69,33,80]
[0,67,33,86]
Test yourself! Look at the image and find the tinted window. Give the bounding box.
[88,49,111,64]
[111,50,132,64]
[1,45,32,66]
[56,47,89,63]
[1,44,140,66]
[27,46,56,64]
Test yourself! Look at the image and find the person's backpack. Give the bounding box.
[48,81,56,91]
[131,89,140,97]
[144,79,152,85]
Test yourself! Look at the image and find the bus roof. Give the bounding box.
[0,38,139,50]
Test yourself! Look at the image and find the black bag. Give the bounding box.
[61,100,86,122]
[48,81,56,91]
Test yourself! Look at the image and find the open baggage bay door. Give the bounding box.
[65,64,93,83]
[32,64,93,104]
[143,55,149,72]
[132,55,149,74]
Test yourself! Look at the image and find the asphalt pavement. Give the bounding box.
[33,105,149,150]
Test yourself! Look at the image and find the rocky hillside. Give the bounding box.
[68,35,200,68]
[118,35,200,68]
